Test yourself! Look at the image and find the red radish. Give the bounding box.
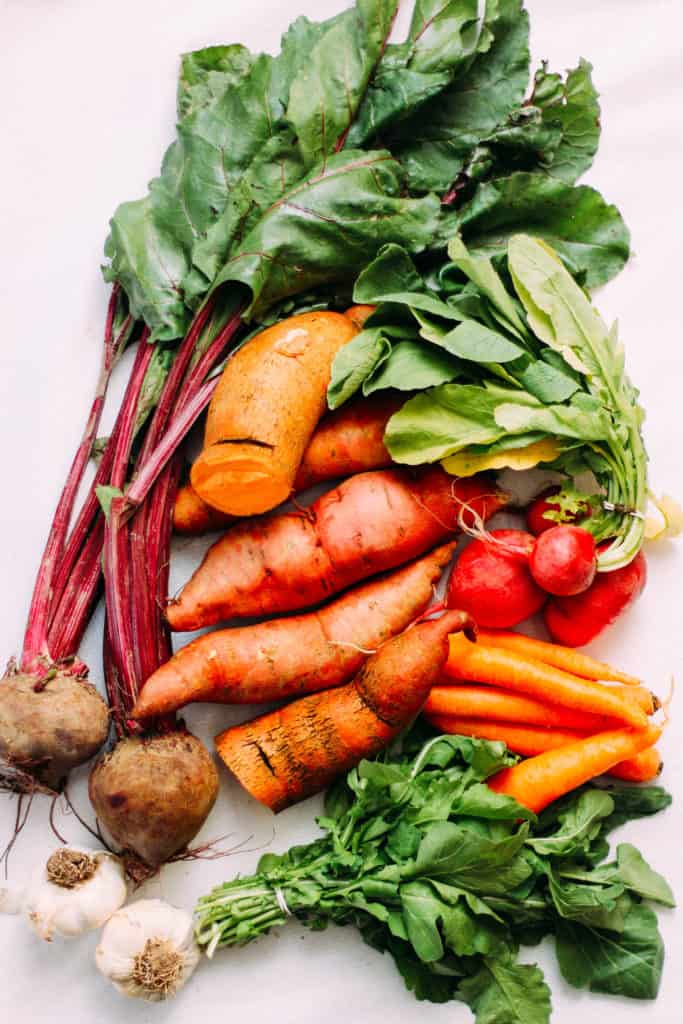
[446,529,547,628]
[544,548,647,647]
[530,525,597,596]
[527,486,591,535]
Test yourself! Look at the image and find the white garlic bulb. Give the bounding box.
[95,898,200,1001]
[21,846,127,941]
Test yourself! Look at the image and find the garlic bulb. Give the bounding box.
[96,898,200,1001]
[22,846,127,941]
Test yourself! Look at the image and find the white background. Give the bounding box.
[1,1,681,1021]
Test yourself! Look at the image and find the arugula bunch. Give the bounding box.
[103,0,628,345]
[195,732,673,1023]
[328,233,652,569]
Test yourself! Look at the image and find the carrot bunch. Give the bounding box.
[426,629,664,813]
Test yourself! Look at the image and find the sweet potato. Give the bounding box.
[191,312,357,517]
[166,468,504,631]
[134,544,454,719]
[215,610,473,812]
[173,393,399,535]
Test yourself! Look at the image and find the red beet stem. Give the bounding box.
[21,289,131,672]
[104,304,244,728]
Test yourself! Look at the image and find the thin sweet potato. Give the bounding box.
[166,468,504,631]
[133,544,454,719]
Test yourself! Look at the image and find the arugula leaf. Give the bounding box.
[457,172,630,288]
[616,844,676,907]
[405,820,532,894]
[526,790,615,858]
[555,903,665,1000]
[458,957,552,1024]
[548,870,630,932]
[287,0,398,166]
[599,784,673,833]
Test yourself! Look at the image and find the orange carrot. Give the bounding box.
[603,684,657,716]
[167,469,504,631]
[445,633,648,729]
[191,311,358,517]
[134,544,454,719]
[425,685,622,732]
[425,713,662,782]
[488,724,662,813]
[476,630,640,685]
[215,610,473,812]
[173,392,400,535]
[608,746,663,783]
[424,714,587,756]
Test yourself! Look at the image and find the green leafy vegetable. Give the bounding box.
[455,173,630,288]
[195,732,672,1020]
[104,0,629,349]
[555,903,665,1000]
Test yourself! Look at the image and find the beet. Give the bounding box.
[89,731,219,867]
[0,671,109,789]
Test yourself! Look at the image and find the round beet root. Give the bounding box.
[0,671,109,789]
[89,730,219,867]
[530,525,597,596]
[446,529,547,628]
[544,549,647,647]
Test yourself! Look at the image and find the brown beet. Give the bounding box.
[0,672,109,789]
[89,730,219,867]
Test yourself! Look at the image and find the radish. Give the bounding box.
[446,529,547,628]
[530,525,597,596]
[544,548,647,647]
[527,486,591,535]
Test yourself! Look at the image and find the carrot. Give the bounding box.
[173,393,399,535]
[603,684,657,716]
[607,747,663,783]
[488,724,662,813]
[215,609,473,812]
[134,544,454,719]
[445,633,648,729]
[424,714,587,756]
[191,311,358,517]
[424,685,623,732]
[424,713,662,782]
[167,468,504,631]
[475,629,640,686]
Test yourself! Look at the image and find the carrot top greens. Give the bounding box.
[195,730,673,1022]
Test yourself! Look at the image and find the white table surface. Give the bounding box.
[1,1,681,1021]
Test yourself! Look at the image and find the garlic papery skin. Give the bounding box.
[95,899,200,1001]
[23,846,127,941]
